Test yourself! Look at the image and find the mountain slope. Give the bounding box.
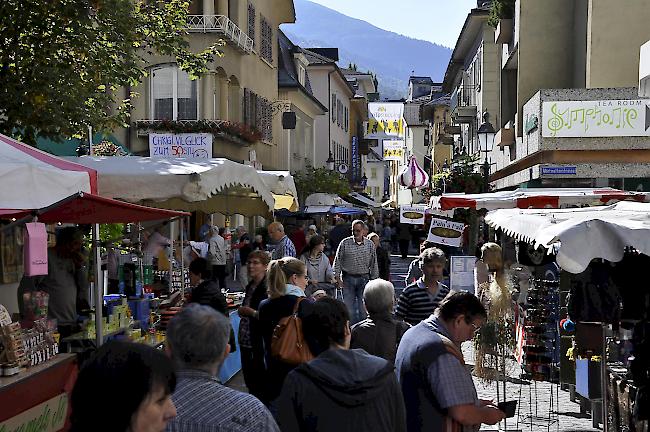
[282,0,452,100]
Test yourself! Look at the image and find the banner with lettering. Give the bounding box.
[365,103,405,139]
[149,133,213,159]
[427,217,465,247]
[542,99,650,138]
[382,140,405,161]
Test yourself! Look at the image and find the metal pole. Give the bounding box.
[180,217,185,296]
[601,324,608,432]
[93,223,104,347]
[137,222,144,298]
[169,220,175,292]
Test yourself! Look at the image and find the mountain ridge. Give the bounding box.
[282,0,452,100]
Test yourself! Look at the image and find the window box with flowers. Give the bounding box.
[135,119,262,146]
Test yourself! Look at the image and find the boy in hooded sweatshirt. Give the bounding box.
[274,297,406,432]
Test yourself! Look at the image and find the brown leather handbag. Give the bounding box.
[271,297,314,365]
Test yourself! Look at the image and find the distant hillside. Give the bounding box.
[282,0,452,100]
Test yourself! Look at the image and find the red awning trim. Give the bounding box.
[0,193,189,224]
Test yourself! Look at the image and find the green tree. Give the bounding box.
[430,154,486,195]
[0,0,222,145]
[293,166,352,207]
[488,0,515,28]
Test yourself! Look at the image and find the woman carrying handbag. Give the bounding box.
[299,235,336,298]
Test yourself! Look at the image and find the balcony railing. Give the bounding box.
[186,15,254,54]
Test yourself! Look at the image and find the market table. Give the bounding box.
[0,354,77,430]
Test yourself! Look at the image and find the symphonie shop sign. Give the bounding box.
[542,99,650,138]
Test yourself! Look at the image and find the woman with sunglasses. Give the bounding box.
[257,257,312,404]
[237,250,272,400]
[299,235,335,297]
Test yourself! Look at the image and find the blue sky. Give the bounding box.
[305,0,477,48]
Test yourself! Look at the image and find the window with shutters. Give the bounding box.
[243,88,272,142]
[331,94,337,123]
[336,100,342,127]
[344,106,349,132]
[260,16,273,64]
[247,3,256,48]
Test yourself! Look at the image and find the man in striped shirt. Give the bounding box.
[396,247,450,326]
[268,222,296,260]
[333,220,379,324]
[166,304,279,432]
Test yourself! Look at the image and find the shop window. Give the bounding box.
[151,64,198,121]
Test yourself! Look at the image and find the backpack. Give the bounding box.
[271,298,314,365]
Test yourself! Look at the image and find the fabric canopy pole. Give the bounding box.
[93,224,103,347]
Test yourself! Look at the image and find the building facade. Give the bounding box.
[277,31,328,172]
[114,0,296,170]
[489,0,650,190]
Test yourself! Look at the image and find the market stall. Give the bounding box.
[258,170,299,212]
[484,202,650,431]
[430,187,650,211]
[67,156,275,216]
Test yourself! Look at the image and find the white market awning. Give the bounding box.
[257,170,299,211]
[0,133,96,210]
[348,192,381,208]
[430,188,650,211]
[67,156,275,216]
[485,201,650,274]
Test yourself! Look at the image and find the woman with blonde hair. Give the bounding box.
[257,257,312,403]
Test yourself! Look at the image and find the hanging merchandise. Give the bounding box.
[398,156,429,189]
[520,279,560,381]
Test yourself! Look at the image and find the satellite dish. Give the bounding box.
[337,163,349,174]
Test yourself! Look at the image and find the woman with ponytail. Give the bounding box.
[257,257,311,403]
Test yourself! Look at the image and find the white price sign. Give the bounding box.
[427,217,465,247]
[400,205,427,225]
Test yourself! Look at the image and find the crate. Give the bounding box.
[576,359,602,399]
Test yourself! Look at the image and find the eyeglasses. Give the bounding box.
[470,322,481,333]
[247,260,264,265]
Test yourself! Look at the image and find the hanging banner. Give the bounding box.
[400,205,427,225]
[149,133,212,159]
[351,136,360,182]
[427,217,465,247]
[382,140,404,161]
[365,102,405,139]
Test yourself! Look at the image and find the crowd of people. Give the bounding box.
[67,217,508,432]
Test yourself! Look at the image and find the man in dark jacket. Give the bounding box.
[188,258,227,314]
[274,298,406,432]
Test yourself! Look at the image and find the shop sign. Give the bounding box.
[0,392,68,432]
[382,140,404,161]
[450,255,476,294]
[400,205,427,225]
[542,99,650,138]
[149,133,212,159]
[427,217,465,247]
[351,137,360,182]
[365,102,405,139]
[540,165,577,175]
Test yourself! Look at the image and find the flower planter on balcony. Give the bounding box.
[134,119,261,146]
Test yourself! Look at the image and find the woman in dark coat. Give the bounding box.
[188,258,227,313]
[236,250,271,400]
[257,257,311,404]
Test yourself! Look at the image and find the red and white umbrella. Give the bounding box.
[429,188,650,211]
[0,133,97,210]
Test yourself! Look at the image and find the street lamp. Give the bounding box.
[477,111,496,192]
[326,150,335,171]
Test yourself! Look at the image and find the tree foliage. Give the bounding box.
[488,0,516,28]
[293,166,352,206]
[430,154,486,196]
[0,0,222,145]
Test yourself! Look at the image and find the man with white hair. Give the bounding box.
[351,279,411,363]
[268,222,296,259]
[208,226,227,289]
[166,304,279,431]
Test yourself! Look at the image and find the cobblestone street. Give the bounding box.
[390,254,598,432]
